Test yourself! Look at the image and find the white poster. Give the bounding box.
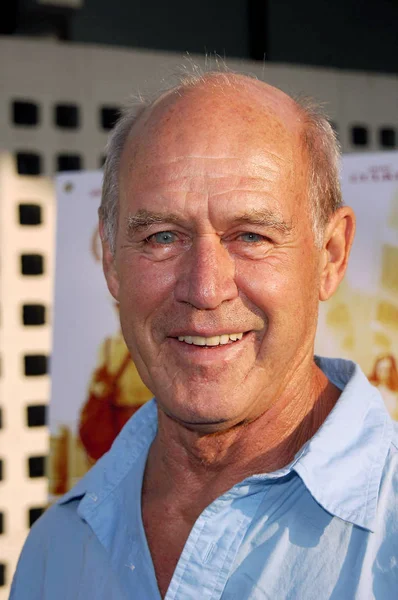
[316,151,398,419]
[50,153,398,497]
[49,172,152,498]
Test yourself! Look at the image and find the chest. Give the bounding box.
[129,483,389,600]
[141,508,382,600]
[45,480,393,600]
[142,504,195,598]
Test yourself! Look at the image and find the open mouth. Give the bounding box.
[176,333,245,347]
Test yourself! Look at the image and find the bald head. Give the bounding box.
[122,74,304,190]
[138,72,301,126]
[100,70,342,253]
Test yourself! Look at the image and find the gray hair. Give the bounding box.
[99,68,342,253]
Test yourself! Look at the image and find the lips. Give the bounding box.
[166,330,254,366]
[177,333,244,346]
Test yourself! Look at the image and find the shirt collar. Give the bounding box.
[293,357,393,532]
[59,357,393,533]
[58,399,158,507]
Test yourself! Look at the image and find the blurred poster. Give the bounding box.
[49,153,398,498]
[49,172,152,500]
[316,151,398,420]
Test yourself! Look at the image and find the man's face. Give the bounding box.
[105,82,324,431]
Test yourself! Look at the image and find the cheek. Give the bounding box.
[235,257,293,306]
[117,255,177,321]
[235,254,320,323]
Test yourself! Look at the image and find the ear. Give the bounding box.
[319,207,356,302]
[99,219,120,301]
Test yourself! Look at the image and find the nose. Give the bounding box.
[175,235,238,309]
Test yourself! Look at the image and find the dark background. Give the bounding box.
[2,0,398,73]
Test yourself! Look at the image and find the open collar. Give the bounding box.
[293,357,392,532]
[58,399,158,508]
[59,358,393,533]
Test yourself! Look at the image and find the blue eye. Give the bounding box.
[152,231,176,244]
[240,233,264,243]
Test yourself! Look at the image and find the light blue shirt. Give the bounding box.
[10,358,398,599]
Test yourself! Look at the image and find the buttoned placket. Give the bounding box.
[162,482,270,600]
[76,418,308,600]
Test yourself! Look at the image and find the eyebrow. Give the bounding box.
[126,208,293,236]
[231,209,293,235]
[126,209,188,235]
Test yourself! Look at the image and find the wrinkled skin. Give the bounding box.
[102,77,354,434]
[101,76,356,597]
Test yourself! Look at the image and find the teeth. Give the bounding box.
[177,333,244,346]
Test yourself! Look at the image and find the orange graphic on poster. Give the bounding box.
[79,329,153,461]
[368,354,398,420]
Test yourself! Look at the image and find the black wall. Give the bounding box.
[268,0,398,73]
[70,0,250,58]
[6,0,398,74]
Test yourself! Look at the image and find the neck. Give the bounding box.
[143,362,341,514]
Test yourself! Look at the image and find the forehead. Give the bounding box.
[119,78,307,204]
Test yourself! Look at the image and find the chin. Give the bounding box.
[159,392,248,431]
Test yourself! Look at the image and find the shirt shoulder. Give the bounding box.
[373,419,398,533]
[11,402,159,599]
[10,498,128,600]
[391,420,398,451]
[382,420,398,488]
[10,500,86,599]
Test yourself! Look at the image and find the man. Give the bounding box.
[11,70,398,599]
